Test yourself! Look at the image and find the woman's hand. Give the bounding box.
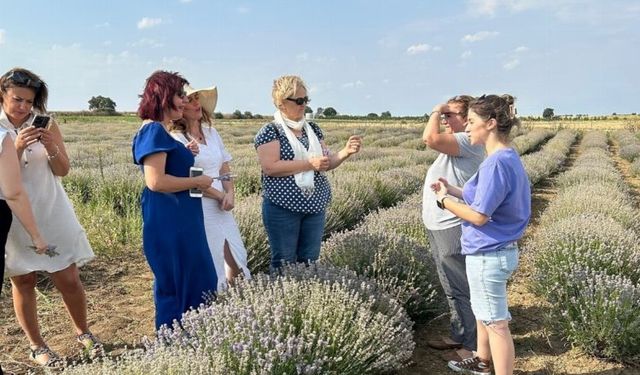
[38,127,58,154]
[186,140,200,156]
[220,191,235,211]
[31,235,49,255]
[344,135,362,155]
[430,177,450,199]
[194,174,214,190]
[15,126,41,153]
[309,156,330,171]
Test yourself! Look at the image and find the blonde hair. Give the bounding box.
[169,94,213,135]
[272,75,307,108]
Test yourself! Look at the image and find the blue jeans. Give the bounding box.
[466,243,519,325]
[262,198,326,270]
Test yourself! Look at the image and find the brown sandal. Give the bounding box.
[29,345,63,368]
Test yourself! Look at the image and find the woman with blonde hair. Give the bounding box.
[255,75,362,271]
[170,83,251,290]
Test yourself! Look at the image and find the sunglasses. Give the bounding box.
[286,96,310,105]
[4,71,42,89]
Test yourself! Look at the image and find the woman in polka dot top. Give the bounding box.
[255,75,362,271]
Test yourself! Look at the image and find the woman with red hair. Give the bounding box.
[132,71,218,330]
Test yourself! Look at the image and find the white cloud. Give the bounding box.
[514,46,529,52]
[0,29,5,45]
[503,58,520,70]
[341,80,364,89]
[179,0,193,3]
[461,50,473,59]
[407,43,432,55]
[469,0,500,16]
[103,40,112,46]
[382,79,390,84]
[236,6,250,14]
[95,22,110,28]
[462,31,499,42]
[296,52,309,62]
[130,38,164,48]
[137,17,162,29]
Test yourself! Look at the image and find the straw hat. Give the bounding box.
[184,84,218,114]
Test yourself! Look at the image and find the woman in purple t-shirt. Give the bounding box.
[431,94,531,375]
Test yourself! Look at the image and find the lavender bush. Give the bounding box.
[321,225,440,321]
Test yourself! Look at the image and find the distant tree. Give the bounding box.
[315,107,324,117]
[542,108,554,120]
[213,112,224,119]
[381,111,392,118]
[305,106,313,114]
[232,110,243,119]
[254,114,264,119]
[88,95,117,114]
[367,113,379,118]
[243,111,253,119]
[323,107,337,117]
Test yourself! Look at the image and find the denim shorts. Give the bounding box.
[465,243,519,325]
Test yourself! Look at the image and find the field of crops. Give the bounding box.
[1,116,639,374]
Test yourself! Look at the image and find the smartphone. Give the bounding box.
[31,115,51,129]
[189,167,204,198]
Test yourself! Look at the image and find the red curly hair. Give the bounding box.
[137,70,188,121]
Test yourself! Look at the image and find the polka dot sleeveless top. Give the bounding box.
[254,122,332,213]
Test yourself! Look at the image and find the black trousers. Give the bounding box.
[0,199,11,375]
[0,199,11,295]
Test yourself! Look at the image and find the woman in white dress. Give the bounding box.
[0,68,100,367]
[169,83,251,291]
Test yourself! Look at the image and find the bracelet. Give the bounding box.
[47,145,60,160]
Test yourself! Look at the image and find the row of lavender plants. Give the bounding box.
[316,127,573,322]
[62,264,415,374]
[526,131,640,362]
[611,129,640,177]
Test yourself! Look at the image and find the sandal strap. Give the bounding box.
[30,345,62,367]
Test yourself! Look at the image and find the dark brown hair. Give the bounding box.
[137,71,188,121]
[470,94,519,136]
[0,67,49,113]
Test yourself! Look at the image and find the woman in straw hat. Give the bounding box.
[170,83,251,291]
[255,75,362,271]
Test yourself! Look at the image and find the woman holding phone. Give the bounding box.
[0,68,99,367]
[170,83,251,291]
[133,71,218,330]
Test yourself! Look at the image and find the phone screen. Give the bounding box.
[31,115,51,129]
[189,167,204,198]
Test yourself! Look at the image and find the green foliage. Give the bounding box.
[323,107,337,117]
[542,107,554,120]
[380,111,392,118]
[88,95,117,114]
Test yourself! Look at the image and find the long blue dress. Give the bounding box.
[132,122,217,330]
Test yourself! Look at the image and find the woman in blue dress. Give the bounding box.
[132,71,217,330]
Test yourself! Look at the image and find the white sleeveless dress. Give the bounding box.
[171,127,251,291]
[1,112,94,277]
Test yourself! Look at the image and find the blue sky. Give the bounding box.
[1,0,638,116]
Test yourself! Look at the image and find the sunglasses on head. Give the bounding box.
[286,96,310,105]
[5,70,42,89]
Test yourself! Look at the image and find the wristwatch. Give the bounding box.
[436,196,448,210]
